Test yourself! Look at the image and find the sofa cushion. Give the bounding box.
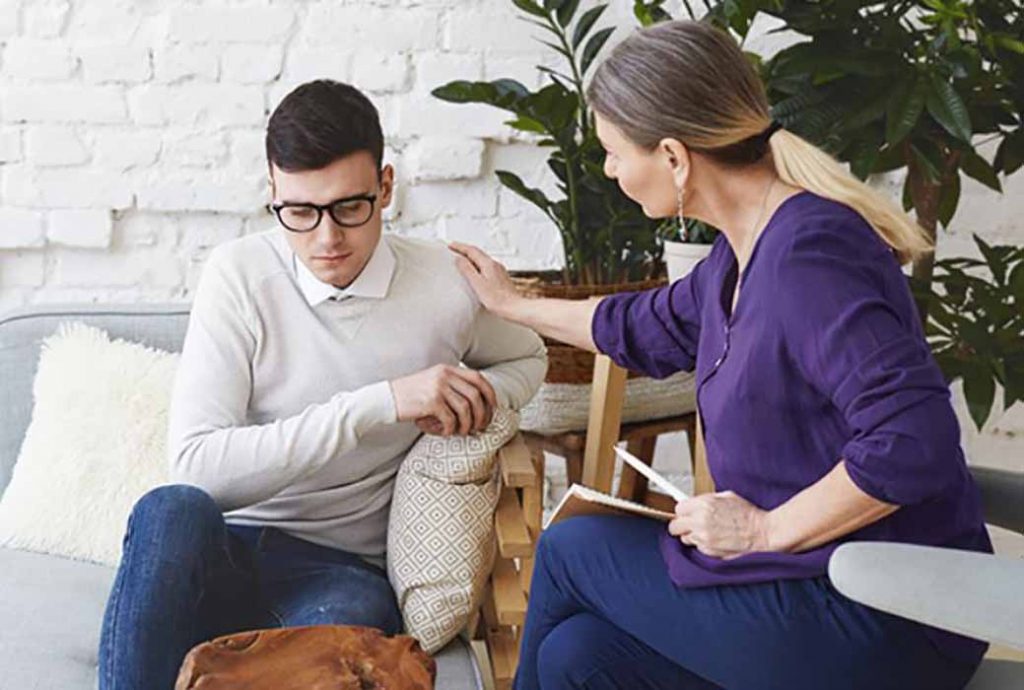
[0,547,483,690]
[0,323,177,566]
[0,304,190,494]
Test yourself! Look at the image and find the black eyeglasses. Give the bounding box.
[268,193,378,233]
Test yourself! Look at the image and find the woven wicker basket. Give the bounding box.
[510,271,667,385]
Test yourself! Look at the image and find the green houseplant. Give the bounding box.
[917,236,1023,430]
[432,0,702,446]
[432,0,668,288]
[682,0,1022,321]
[643,0,1024,426]
[433,0,680,388]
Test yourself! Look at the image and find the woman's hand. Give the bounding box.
[448,242,522,319]
[449,241,602,352]
[668,491,772,559]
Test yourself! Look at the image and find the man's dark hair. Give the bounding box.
[266,79,384,173]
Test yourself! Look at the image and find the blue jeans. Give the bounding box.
[98,484,401,690]
[515,515,982,690]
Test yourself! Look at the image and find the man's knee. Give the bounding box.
[282,570,402,635]
[132,484,218,520]
[126,484,222,545]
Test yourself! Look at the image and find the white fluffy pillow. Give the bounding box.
[0,323,176,566]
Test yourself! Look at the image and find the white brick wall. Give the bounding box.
[0,0,1020,465]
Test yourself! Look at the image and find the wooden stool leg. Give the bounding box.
[564,448,583,488]
[518,447,545,594]
[681,413,697,476]
[582,356,628,493]
[693,410,714,495]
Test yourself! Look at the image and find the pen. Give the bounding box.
[613,446,690,504]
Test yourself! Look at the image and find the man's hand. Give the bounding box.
[389,364,498,437]
[667,491,771,560]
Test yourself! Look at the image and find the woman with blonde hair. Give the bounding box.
[451,19,991,690]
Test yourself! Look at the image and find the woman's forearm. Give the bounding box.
[500,296,603,353]
[765,461,898,553]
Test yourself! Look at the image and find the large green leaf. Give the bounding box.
[1010,261,1024,304]
[885,77,927,145]
[841,88,891,132]
[512,0,547,19]
[572,4,608,48]
[994,130,1024,175]
[937,172,960,228]
[872,144,908,174]
[556,0,581,27]
[519,83,579,135]
[974,235,1008,285]
[962,363,996,430]
[581,27,615,75]
[506,116,548,134]
[910,139,944,183]
[959,148,1002,192]
[431,79,531,111]
[496,170,552,216]
[846,134,883,180]
[925,74,972,142]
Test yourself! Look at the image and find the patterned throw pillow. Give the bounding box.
[387,408,519,653]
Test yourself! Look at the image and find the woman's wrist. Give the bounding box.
[495,293,531,325]
[761,508,786,553]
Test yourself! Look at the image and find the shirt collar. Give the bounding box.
[293,237,395,307]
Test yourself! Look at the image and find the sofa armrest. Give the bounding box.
[969,466,1024,534]
[829,542,1024,650]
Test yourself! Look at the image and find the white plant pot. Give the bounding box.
[664,241,713,282]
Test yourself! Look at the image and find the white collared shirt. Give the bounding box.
[293,237,396,306]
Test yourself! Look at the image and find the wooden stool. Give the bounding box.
[525,355,714,515]
[470,435,545,690]
[583,356,714,499]
[522,414,699,512]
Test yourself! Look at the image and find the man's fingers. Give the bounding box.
[416,417,444,435]
[451,367,498,411]
[431,404,457,437]
[442,388,475,436]
[448,376,489,432]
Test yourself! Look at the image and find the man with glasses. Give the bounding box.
[97,80,547,689]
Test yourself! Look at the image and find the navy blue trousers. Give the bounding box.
[514,515,981,690]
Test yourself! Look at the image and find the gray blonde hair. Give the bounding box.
[586,20,931,264]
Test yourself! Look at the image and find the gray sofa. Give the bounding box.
[0,304,484,690]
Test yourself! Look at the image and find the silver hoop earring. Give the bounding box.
[676,185,687,242]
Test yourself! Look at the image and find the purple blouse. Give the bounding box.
[592,191,991,663]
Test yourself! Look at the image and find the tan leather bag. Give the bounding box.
[174,625,435,690]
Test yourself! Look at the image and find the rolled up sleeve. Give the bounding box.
[778,221,963,506]
[591,261,707,379]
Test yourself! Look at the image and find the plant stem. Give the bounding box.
[544,9,586,283]
[908,143,961,326]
